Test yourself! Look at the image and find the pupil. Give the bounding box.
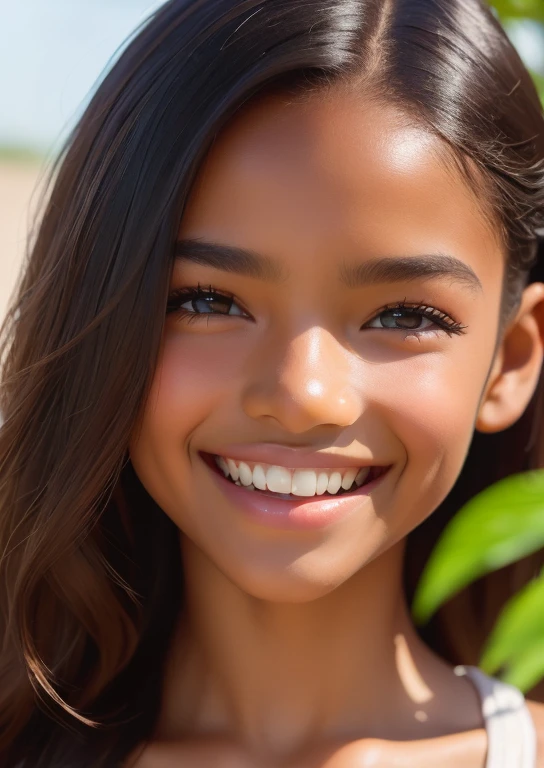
[382,310,422,329]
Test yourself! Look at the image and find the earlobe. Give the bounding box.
[476,282,544,434]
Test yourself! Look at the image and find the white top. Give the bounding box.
[455,665,537,767]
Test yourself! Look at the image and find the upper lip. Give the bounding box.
[202,443,378,469]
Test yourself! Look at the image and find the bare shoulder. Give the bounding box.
[526,700,544,768]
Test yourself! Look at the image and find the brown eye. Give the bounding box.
[363,303,466,336]
[167,285,248,318]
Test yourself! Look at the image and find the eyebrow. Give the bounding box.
[174,238,482,292]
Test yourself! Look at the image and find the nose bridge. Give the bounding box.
[241,324,363,432]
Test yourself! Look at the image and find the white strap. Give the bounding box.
[455,665,536,768]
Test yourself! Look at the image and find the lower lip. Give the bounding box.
[201,454,390,531]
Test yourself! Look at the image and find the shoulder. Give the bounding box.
[526,700,544,768]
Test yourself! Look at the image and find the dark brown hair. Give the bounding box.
[1,0,543,765]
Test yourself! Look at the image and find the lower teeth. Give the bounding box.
[232,479,357,497]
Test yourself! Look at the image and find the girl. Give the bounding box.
[2,0,544,765]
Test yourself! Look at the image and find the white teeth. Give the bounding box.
[214,455,373,498]
[227,458,240,481]
[238,461,253,487]
[316,472,329,495]
[234,479,255,490]
[291,469,317,497]
[217,456,229,477]
[252,464,267,491]
[326,471,342,495]
[266,465,292,494]
[341,468,358,491]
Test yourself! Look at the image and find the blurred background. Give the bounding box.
[0,0,161,319]
[1,0,544,322]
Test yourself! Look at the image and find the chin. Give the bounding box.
[205,544,368,604]
[230,568,345,603]
[180,510,395,604]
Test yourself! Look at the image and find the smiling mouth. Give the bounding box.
[201,452,390,502]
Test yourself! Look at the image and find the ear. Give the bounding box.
[476,282,544,434]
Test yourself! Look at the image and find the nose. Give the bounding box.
[241,326,363,434]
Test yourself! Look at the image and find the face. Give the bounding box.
[129,88,513,602]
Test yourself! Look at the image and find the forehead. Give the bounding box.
[180,88,502,288]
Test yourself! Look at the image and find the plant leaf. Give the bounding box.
[492,0,544,22]
[501,640,544,692]
[480,570,544,676]
[412,471,544,624]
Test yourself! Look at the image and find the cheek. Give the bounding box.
[394,360,476,449]
[374,346,490,534]
[139,329,245,440]
[128,329,247,509]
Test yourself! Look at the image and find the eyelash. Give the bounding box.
[166,284,467,336]
[374,299,467,336]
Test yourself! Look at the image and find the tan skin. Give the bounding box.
[127,87,544,767]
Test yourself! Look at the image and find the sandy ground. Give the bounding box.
[0,161,48,322]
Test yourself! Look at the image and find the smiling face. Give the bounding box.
[128,88,522,602]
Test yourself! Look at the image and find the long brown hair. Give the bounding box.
[1,0,543,765]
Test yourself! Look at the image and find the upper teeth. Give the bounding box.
[213,456,370,497]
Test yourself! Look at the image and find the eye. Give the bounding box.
[167,284,249,321]
[363,302,466,336]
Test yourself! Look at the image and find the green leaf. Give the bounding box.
[492,0,544,22]
[502,642,544,692]
[480,570,544,675]
[412,471,544,624]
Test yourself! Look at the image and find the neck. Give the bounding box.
[155,537,480,760]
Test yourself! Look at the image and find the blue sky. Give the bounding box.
[0,0,163,150]
[2,1,543,152]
